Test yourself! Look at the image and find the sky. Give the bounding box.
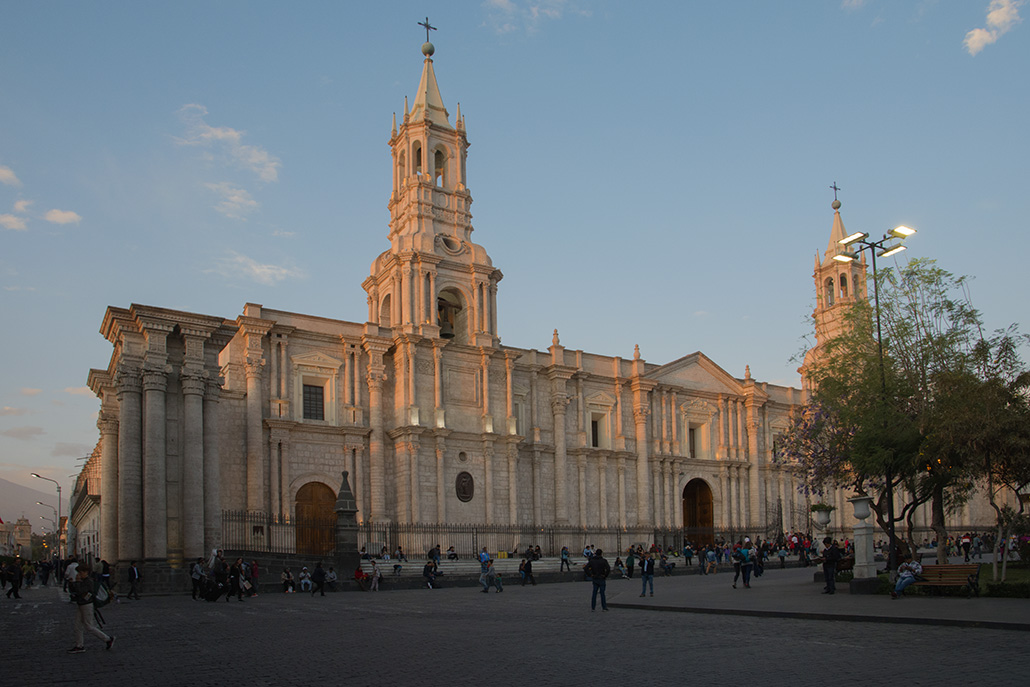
[2,1,1027,525]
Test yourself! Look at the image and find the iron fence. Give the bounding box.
[221,510,337,556]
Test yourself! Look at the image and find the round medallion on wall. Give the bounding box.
[455,471,475,502]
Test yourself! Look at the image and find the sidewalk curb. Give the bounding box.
[607,602,1030,632]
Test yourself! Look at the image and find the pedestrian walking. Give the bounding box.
[586,549,610,611]
[4,560,21,599]
[126,561,142,600]
[67,564,114,654]
[311,562,327,596]
[423,559,437,589]
[190,557,205,600]
[560,546,572,572]
[521,557,536,586]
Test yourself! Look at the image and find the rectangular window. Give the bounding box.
[688,427,697,459]
[303,384,325,421]
[591,419,600,448]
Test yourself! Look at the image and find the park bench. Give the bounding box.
[912,563,981,597]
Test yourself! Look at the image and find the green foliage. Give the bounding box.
[782,257,1029,542]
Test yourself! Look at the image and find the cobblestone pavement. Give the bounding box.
[4,580,1026,686]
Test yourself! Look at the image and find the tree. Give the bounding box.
[780,258,1028,568]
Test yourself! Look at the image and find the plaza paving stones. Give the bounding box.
[4,565,1027,686]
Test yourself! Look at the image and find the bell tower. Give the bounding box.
[362,39,502,348]
[799,197,868,391]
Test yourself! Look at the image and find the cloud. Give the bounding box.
[51,442,92,458]
[964,0,1024,55]
[176,104,281,183]
[205,182,259,219]
[272,229,296,238]
[13,199,33,213]
[0,406,27,416]
[0,214,27,230]
[840,0,868,9]
[1,426,44,440]
[63,387,93,397]
[20,388,42,396]
[0,165,21,187]
[693,311,709,317]
[482,0,589,34]
[44,209,82,224]
[208,251,306,286]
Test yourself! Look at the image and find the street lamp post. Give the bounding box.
[833,224,916,574]
[37,502,59,563]
[31,473,63,559]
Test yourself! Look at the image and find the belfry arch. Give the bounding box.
[682,478,715,546]
[437,287,468,344]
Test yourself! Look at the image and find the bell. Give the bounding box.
[440,320,454,339]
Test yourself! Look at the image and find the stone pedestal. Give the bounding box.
[848,495,878,594]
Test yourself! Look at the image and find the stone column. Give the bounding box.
[577,454,587,527]
[203,379,222,553]
[142,365,168,562]
[429,272,438,326]
[363,340,389,521]
[747,402,762,529]
[409,439,421,522]
[598,454,609,528]
[532,448,542,526]
[663,461,673,527]
[117,363,143,564]
[616,456,626,528]
[717,395,726,459]
[245,359,266,513]
[719,465,730,531]
[551,395,569,524]
[435,438,446,523]
[483,441,494,525]
[507,441,518,524]
[181,372,206,560]
[632,381,653,527]
[98,410,119,564]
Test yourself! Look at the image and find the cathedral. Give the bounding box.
[77,41,830,577]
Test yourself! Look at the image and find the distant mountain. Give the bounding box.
[0,477,61,533]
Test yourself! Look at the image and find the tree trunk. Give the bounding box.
[930,482,948,565]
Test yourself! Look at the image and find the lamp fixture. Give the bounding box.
[832,252,857,263]
[839,232,869,246]
[878,244,907,258]
[890,225,916,238]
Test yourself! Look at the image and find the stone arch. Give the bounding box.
[433,146,447,187]
[412,141,423,175]
[839,274,849,298]
[437,286,469,344]
[682,478,715,546]
[824,277,835,306]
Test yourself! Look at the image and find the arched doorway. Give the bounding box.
[295,482,336,556]
[682,479,715,546]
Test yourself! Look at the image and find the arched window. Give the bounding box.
[824,277,835,306]
[839,275,849,298]
[437,287,468,345]
[398,150,407,182]
[379,294,392,328]
[434,149,446,187]
[413,142,423,175]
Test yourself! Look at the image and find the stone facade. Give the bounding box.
[79,43,810,575]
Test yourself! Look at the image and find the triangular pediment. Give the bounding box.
[585,391,616,408]
[290,351,343,370]
[645,352,743,395]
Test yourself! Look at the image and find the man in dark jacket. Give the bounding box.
[586,549,611,611]
[4,561,21,599]
[311,562,327,597]
[820,537,842,595]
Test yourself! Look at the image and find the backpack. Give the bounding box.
[93,577,111,609]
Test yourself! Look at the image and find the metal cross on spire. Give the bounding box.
[830,181,841,201]
[418,17,437,43]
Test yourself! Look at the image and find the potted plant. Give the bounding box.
[810,503,835,528]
